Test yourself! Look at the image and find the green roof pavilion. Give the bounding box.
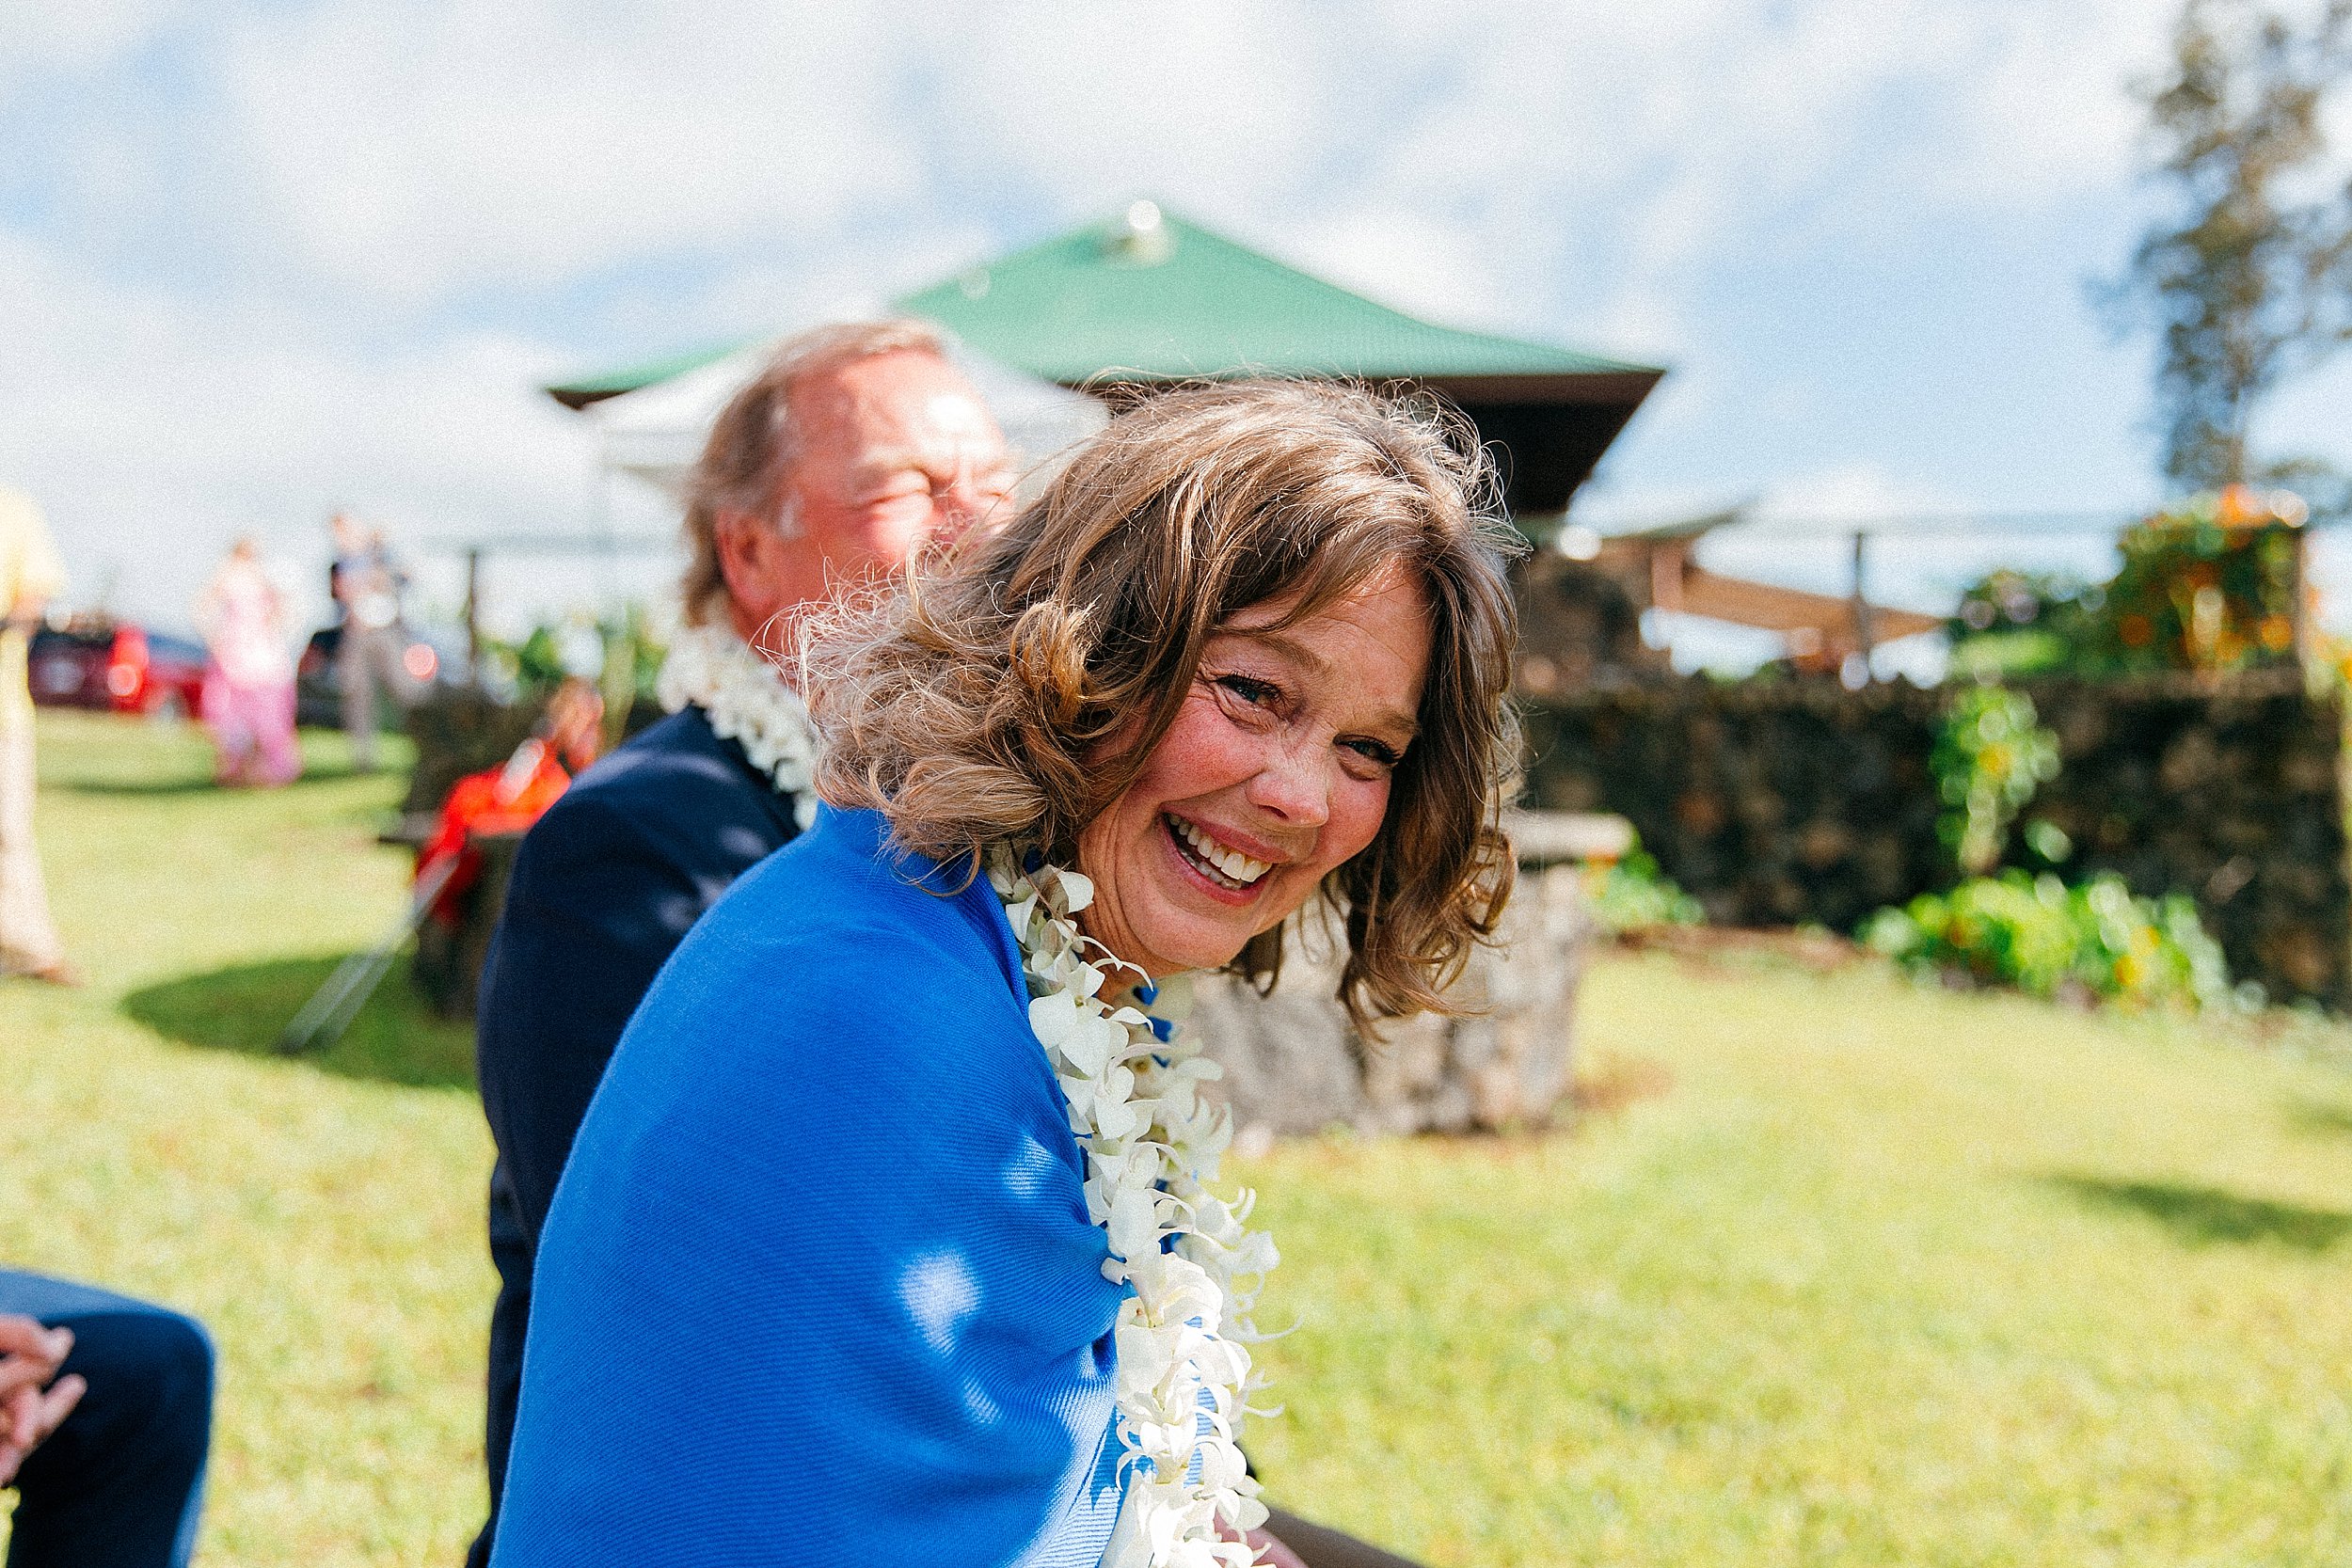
[548,203,1664,515]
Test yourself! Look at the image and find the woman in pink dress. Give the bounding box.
[195,537,299,786]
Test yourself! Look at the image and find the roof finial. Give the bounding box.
[1104,198,1172,263]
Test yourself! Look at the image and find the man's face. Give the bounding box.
[719,350,1012,641]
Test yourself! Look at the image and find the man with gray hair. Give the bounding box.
[467,321,1012,1566]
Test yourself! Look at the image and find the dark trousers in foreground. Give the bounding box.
[466,1164,532,1568]
[1265,1506,1433,1568]
[0,1271,213,1568]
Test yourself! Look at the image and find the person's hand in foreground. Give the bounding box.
[0,1314,85,1485]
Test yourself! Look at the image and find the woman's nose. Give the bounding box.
[1245,742,1333,827]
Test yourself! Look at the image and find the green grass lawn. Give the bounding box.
[5,709,2351,1566]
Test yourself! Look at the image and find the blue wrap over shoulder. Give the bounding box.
[491,805,1127,1567]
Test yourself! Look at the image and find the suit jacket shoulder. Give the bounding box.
[475,704,801,1243]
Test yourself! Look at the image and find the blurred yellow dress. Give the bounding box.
[0,485,67,974]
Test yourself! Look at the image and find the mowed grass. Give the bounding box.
[5,709,2352,1566]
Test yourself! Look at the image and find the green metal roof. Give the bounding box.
[546,340,753,409]
[546,205,1661,406]
[896,207,1656,387]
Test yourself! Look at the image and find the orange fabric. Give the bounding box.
[419,739,572,922]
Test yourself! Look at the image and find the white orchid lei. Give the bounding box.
[988,847,1280,1568]
[655,621,818,831]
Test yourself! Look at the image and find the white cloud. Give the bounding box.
[0,0,190,82]
[0,231,596,627]
[211,2,929,302]
[0,0,2236,636]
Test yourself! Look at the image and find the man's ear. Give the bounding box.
[712,509,769,599]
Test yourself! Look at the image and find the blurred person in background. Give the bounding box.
[464,320,1015,1567]
[327,513,418,771]
[0,485,72,985]
[194,536,299,787]
[415,676,604,933]
[0,1274,214,1568]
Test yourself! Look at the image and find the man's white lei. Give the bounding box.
[655,622,818,831]
[989,848,1280,1568]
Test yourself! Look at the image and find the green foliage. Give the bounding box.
[2091,490,2305,670]
[1946,492,2308,676]
[1945,570,2109,679]
[1584,845,1705,934]
[1932,683,2061,876]
[477,607,667,708]
[1863,870,2239,1013]
[1904,677,2239,1014]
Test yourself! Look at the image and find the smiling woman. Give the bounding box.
[489,380,1521,1568]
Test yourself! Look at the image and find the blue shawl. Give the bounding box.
[491,806,1126,1566]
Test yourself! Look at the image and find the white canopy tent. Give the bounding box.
[585,333,1110,503]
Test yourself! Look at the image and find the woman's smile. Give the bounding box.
[1163,812,1280,899]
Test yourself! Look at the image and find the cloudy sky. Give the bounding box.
[7,0,2348,647]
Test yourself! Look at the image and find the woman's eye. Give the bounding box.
[1215,674,1280,707]
[1343,737,1403,769]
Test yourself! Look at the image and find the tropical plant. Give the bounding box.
[1932,683,2062,876]
[1584,843,1705,935]
[1862,871,2239,1013]
[478,609,667,710]
[1946,489,2309,676]
[2090,486,2307,670]
[1946,570,2110,680]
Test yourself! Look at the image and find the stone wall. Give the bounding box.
[1520,670,2351,1006]
[1189,858,1597,1142]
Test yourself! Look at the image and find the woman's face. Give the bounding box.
[1074,562,1433,979]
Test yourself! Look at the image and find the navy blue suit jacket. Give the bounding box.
[469,705,798,1567]
[477,705,801,1243]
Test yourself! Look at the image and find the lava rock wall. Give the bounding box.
[1522,670,2349,1006]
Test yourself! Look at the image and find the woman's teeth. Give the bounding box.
[1168,815,1271,889]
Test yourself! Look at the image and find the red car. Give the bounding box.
[28,618,209,718]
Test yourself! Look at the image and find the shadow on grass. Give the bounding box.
[63,764,387,798]
[2042,1173,2352,1252]
[122,953,476,1090]
[2286,1097,2352,1140]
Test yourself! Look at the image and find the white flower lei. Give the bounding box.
[989,847,1279,1568]
[655,622,818,831]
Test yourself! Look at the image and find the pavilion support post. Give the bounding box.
[463,547,483,682]
[1851,531,1875,674]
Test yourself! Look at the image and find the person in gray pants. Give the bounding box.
[326,514,420,771]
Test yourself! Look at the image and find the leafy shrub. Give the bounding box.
[1943,487,2308,678]
[1946,569,2110,680]
[479,607,667,709]
[1586,845,1706,935]
[1933,683,2060,876]
[2095,488,2304,672]
[1862,870,2239,1012]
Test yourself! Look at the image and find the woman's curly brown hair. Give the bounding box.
[800,378,1523,1027]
